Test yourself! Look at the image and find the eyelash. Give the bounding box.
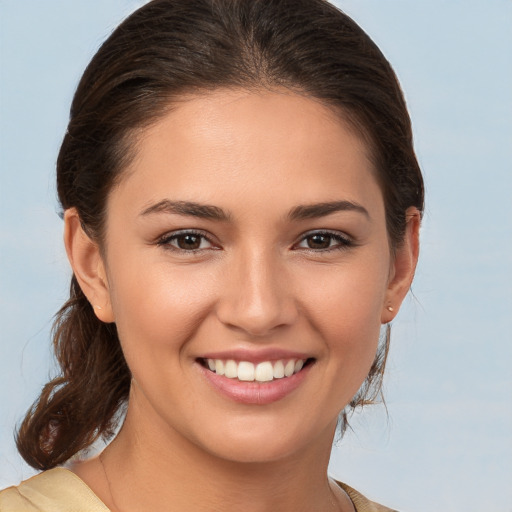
[294,230,354,253]
[157,230,217,253]
[157,229,354,254]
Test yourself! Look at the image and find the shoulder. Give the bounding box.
[336,481,400,512]
[0,468,110,512]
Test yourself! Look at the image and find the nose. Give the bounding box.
[215,247,298,337]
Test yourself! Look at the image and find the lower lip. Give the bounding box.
[198,363,312,405]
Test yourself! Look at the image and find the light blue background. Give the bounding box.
[1,2,511,510]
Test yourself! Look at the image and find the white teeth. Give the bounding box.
[224,359,238,378]
[255,362,274,382]
[284,360,295,377]
[214,359,225,376]
[237,361,255,381]
[273,360,285,379]
[205,358,307,382]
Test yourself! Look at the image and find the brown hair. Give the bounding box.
[16,0,424,470]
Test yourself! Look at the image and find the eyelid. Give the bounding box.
[156,229,219,251]
[155,228,354,253]
[293,229,354,251]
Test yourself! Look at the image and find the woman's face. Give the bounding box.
[91,89,408,462]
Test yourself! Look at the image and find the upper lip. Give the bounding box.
[197,348,313,364]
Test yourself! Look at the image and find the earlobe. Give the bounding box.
[63,208,115,323]
[381,207,421,324]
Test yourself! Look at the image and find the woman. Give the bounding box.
[0,0,423,510]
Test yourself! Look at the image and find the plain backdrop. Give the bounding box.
[1,2,511,511]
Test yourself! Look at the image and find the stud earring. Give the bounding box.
[387,305,394,312]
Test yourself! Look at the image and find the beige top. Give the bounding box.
[0,468,397,512]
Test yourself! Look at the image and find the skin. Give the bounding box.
[65,89,420,512]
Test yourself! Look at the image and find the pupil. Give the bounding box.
[178,235,200,250]
[308,234,330,249]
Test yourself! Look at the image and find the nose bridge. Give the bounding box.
[217,243,297,336]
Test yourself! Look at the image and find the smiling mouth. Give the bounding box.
[198,358,315,383]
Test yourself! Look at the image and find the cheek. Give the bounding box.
[107,255,217,355]
[299,258,388,333]
[296,257,388,377]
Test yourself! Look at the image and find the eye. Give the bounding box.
[157,230,216,252]
[295,231,353,251]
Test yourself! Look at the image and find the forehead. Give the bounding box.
[112,88,383,219]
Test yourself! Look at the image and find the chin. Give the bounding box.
[212,439,297,464]
[186,416,335,466]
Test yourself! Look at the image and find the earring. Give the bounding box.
[387,305,394,312]
[94,305,103,310]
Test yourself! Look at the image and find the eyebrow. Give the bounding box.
[140,199,369,222]
[140,200,230,221]
[288,201,370,221]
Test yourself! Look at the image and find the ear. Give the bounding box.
[381,207,421,324]
[63,208,115,323]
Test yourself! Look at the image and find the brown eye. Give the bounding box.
[158,231,214,252]
[306,234,333,249]
[175,234,202,250]
[296,231,353,252]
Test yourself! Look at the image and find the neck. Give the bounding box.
[98,397,349,512]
